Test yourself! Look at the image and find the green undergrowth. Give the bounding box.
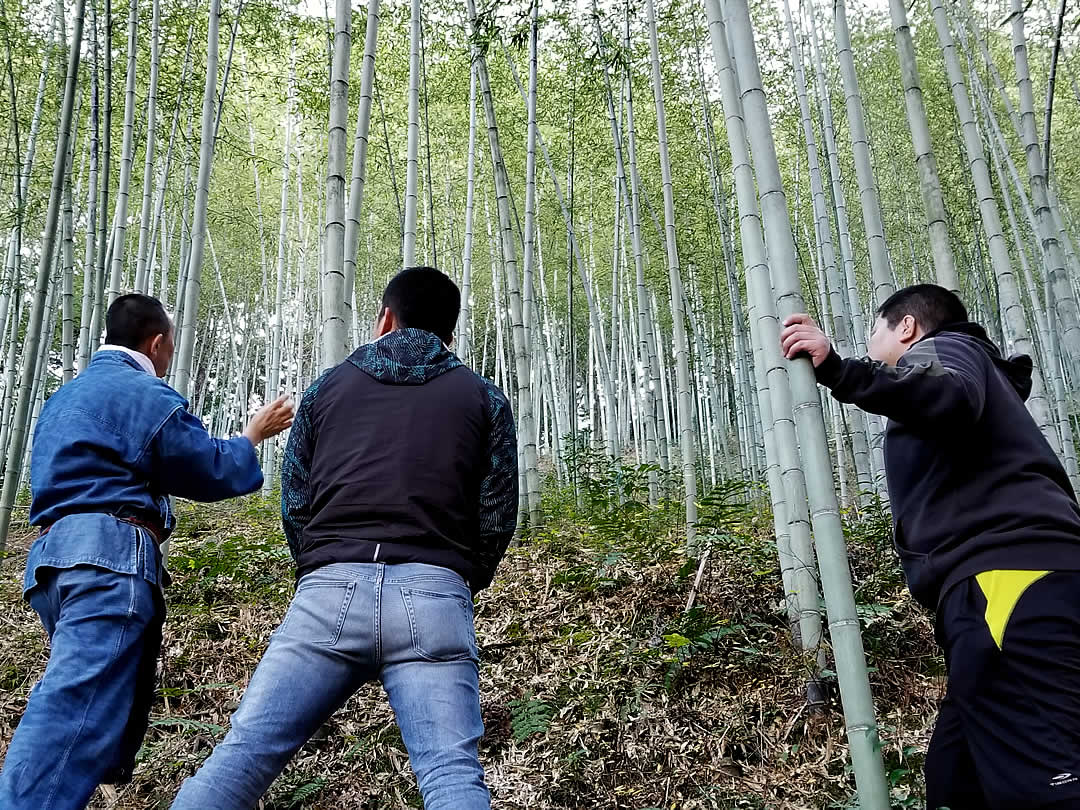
[0,458,941,808]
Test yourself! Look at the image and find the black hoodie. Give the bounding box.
[815,322,1080,610]
[280,329,519,592]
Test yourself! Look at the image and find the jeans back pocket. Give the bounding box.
[276,581,356,646]
[400,588,477,662]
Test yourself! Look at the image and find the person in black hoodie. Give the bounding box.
[172,267,518,810]
[780,284,1080,810]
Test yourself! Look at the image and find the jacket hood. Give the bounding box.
[924,321,1033,402]
[348,328,462,385]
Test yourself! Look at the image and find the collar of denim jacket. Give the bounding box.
[97,345,157,376]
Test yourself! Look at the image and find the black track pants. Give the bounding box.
[926,571,1080,810]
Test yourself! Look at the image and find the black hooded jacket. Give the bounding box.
[816,322,1080,610]
[280,328,519,592]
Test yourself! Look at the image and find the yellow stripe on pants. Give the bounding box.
[975,570,1051,650]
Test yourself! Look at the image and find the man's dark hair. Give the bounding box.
[380,266,460,344]
[104,294,172,349]
[877,284,968,334]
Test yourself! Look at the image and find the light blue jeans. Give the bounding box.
[170,562,489,810]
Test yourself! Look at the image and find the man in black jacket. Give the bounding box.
[172,267,518,810]
[781,284,1080,810]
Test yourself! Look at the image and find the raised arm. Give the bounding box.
[146,412,259,502]
[781,314,987,433]
[818,344,986,429]
[145,395,293,502]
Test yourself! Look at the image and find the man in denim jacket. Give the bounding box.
[172,267,518,810]
[0,294,294,810]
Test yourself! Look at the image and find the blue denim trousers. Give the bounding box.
[171,562,490,810]
[0,563,163,810]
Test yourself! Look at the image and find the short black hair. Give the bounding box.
[105,294,172,349]
[380,266,460,344]
[877,284,968,334]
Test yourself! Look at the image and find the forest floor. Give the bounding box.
[0,485,942,809]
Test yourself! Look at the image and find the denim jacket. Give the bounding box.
[24,350,264,595]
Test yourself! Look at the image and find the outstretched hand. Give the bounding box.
[779,314,832,368]
[243,395,295,445]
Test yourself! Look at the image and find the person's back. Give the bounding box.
[173,266,518,810]
[288,327,512,590]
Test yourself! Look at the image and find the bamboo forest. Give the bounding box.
[2,0,1080,804]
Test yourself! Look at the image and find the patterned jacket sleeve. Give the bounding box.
[281,373,328,562]
[474,383,519,590]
